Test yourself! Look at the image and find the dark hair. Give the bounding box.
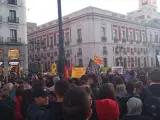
[126,81,134,94]
[129,70,135,77]
[87,74,98,84]
[151,68,160,82]
[16,85,24,96]
[32,80,45,89]
[135,81,143,89]
[55,80,70,97]
[99,83,116,101]
[63,88,90,120]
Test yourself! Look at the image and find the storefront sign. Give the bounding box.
[8,50,20,60]
[9,62,19,66]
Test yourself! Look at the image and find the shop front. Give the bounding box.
[8,49,21,78]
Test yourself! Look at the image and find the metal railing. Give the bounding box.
[0,37,4,44]
[77,38,82,43]
[6,37,21,45]
[8,17,19,23]
[101,36,107,42]
[103,51,108,55]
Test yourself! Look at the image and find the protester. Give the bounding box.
[141,68,160,120]
[135,81,143,94]
[87,74,99,100]
[14,85,24,120]
[121,97,152,120]
[96,83,119,120]
[127,70,138,83]
[27,88,49,120]
[41,80,70,120]
[63,87,92,120]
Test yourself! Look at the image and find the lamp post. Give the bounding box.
[57,0,65,74]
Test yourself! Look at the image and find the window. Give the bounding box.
[8,0,17,5]
[142,33,145,41]
[77,29,82,39]
[151,57,153,66]
[124,58,127,68]
[65,32,70,41]
[144,57,147,67]
[150,34,152,42]
[103,47,107,51]
[103,58,108,67]
[101,27,106,37]
[155,34,158,42]
[10,29,17,41]
[136,32,139,41]
[37,40,40,49]
[50,37,54,46]
[121,30,126,39]
[129,31,132,40]
[9,10,16,21]
[113,29,117,38]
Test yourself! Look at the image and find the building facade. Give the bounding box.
[28,0,160,73]
[0,0,28,77]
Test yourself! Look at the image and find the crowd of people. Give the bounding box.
[0,68,160,120]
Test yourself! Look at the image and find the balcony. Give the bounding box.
[77,38,82,44]
[8,17,19,23]
[0,37,4,45]
[66,53,70,58]
[136,41,141,44]
[129,40,133,44]
[123,51,127,55]
[137,51,141,54]
[65,41,70,46]
[114,37,118,43]
[6,37,21,45]
[103,50,108,55]
[143,41,147,45]
[50,45,53,49]
[131,51,134,55]
[8,0,17,5]
[101,36,107,42]
[122,38,126,43]
[43,45,46,50]
[77,52,82,57]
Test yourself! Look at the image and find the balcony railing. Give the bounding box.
[8,17,19,23]
[122,38,126,43]
[0,37,4,44]
[0,16,2,22]
[8,0,17,5]
[143,41,147,45]
[77,38,82,43]
[123,51,127,55]
[50,45,53,49]
[136,41,141,44]
[137,51,141,54]
[77,52,82,57]
[66,53,70,58]
[101,36,107,42]
[129,40,133,44]
[65,41,70,46]
[6,37,21,45]
[103,51,108,55]
[131,51,134,55]
[114,37,118,43]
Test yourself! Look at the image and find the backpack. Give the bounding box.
[143,88,160,120]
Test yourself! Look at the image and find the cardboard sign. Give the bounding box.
[51,63,57,75]
[112,66,123,74]
[71,67,86,78]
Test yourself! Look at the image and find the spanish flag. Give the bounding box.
[94,56,104,64]
[64,64,69,80]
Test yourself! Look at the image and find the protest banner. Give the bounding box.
[51,63,57,75]
[72,67,86,78]
[112,66,123,74]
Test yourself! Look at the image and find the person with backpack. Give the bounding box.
[140,68,160,120]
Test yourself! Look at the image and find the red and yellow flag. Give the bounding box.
[94,56,104,64]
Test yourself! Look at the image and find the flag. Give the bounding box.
[86,59,101,75]
[64,64,69,80]
[86,59,102,85]
[94,56,104,64]
[51,63,57,75]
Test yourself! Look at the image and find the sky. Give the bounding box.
[26,0,160,25]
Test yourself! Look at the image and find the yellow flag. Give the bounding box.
[52,63,57,75]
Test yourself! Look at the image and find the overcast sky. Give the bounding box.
[26,0,160,25]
